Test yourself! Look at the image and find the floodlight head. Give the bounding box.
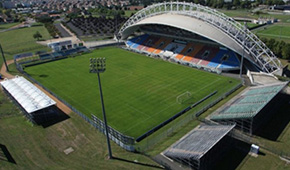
[89,57,106,73]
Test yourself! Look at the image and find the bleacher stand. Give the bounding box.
[210,82,288,134]
[164,123,235,170]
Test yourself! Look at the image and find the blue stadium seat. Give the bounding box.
[128,34,149,49]
[207,49,228,68]
[219,51,240,69]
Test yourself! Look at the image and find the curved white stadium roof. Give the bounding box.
[0,76,56,113]
[118,2,282,74]
[121,14,244,58]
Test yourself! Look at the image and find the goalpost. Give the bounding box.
[176,91,192,104]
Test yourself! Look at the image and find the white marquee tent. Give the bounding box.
[0,76,56,114]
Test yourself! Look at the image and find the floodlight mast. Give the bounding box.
[0,43,9,72]
[89,58,112,159]
[239,22,246,79]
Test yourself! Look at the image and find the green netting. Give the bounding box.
[246,85,284,95]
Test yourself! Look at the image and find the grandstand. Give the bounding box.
[118,2,282,75]
[0,76,57,124]
[14,46,90,67]
[125,33,240,73]
[164,123,235,170]
[210,82,289,134]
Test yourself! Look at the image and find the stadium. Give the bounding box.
[2,2,289,169]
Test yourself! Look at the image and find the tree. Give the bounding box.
[282,44,290,60]
[33,31,42,41]
[233,0,241,7]
[267,38,276,50]
[218,0,224,8]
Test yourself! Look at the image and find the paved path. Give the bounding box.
[54,23,71,37]
[0,60,72,115]
[37,23,83,46]
[0,60,14,79]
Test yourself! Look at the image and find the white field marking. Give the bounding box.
[123,102,176,133]
[160,93,181,104]
[125,103,151,118]
[123,78,223,133]
[191,78,221,95]
[112,69,134,82]
[161,78,221,104]
[145,79,183,96]
[257,33,290,39]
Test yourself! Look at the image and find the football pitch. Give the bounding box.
[24,47,240,138]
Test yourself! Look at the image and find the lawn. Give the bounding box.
[125,10,137,17]
[0,91,159,170]
[254,24,290,43]
[0,25,51,63]
[238,149,290,170]
[218,9,290,23]
[24,47,240,138]
[0,22,20,30]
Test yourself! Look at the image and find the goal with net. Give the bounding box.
[176,91,192,104]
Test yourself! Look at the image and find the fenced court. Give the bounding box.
[23,47,241,142]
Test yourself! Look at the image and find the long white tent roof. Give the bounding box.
[0,76,56,113]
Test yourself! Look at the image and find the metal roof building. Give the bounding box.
[210,82,288,134]
[164,124,235,170]
[0,76,56,124]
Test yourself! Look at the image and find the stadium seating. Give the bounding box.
[182,44,204,62]
[239,93,276,104]
[216,84,285,116]
[140,36,160,51]
[126,34,149,49]
[223,103,264,114]
[245,85,284,95]
[207,49,240,69]
[174,44,193,60]
[218,51,240,69]
[147,38,166,53]
[160,42,185,56]
[207,49,228,68]
[199,47,220,66]
[126,34,241,73]
[153,38,173,54]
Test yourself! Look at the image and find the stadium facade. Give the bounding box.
[117,2,282,75]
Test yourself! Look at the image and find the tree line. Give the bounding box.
[260,37,290,60]
[130,0,286,9]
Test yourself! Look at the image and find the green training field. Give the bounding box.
[0,25,51,63]
[0,22,20,30]
[254,24,290,43]
[24,47,240,138]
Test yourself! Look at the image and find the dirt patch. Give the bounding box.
[0,60,15,79]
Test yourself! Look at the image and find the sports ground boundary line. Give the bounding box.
[123,78,222,135]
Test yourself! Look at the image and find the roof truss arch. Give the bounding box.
[117,2,281,74]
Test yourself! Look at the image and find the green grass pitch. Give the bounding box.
[254,24,290,43]
[24,47,240,138]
